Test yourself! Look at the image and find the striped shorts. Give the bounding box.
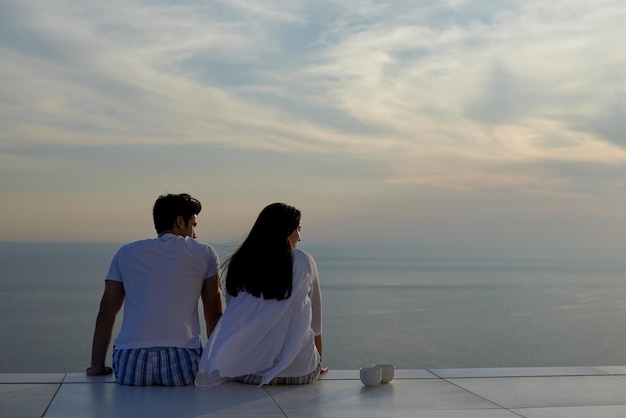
[237,363,322,386]
[112,347,201,386]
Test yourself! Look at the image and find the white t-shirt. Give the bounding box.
[106,233,219,350]
[195,248,322,386]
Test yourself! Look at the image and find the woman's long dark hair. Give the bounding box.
[225,203,301,301]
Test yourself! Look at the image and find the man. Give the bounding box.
[86,193,222,386]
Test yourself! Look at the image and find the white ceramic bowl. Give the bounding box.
[359,367,382,387]
[373,364,395,383]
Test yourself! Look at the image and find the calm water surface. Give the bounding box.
[1,241,625,372]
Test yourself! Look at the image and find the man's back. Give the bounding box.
[87,193,222,386]
[108,233,219,350]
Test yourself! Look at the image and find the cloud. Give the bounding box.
[581,97,626,147]
[288,0,626,192]
[1,0,625,207]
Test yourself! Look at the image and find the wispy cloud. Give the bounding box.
[1,0,626,244]
[287,0,626,190]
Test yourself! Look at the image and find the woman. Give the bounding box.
[195,203,326,386]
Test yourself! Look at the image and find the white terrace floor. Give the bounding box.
[5,367,626,417]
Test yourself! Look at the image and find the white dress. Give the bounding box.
[195,248,322,387]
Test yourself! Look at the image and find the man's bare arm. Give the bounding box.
[86,280,125,376]
[201,274,222,337]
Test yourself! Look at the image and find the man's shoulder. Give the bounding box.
[175,238,219,261]
[119,237,158,250]
[118,236,217,258]
[183,237,216,251]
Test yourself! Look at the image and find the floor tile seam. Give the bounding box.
[0,382,65,386]
[440,376,626,414]
[429,372,612,379]
[590,366,626,376]
[0,374,68,385]
[60,381,118,384]
[424,369,447,379]
[262,386,288,418]
[441,377,512,412]
[40,381,64,418]
[510,403,626,413]
[443,374,626,380]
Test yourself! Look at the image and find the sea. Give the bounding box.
[1,241,625,373]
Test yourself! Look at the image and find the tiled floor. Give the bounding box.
[3,367,626,417]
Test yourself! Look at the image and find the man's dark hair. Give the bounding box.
[152,193,202,233]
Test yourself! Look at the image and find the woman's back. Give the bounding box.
[195,248,322,387]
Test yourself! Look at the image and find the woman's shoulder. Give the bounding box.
[293,248,317,269]
[292,247,312,260]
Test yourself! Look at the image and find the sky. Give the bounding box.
[1,0,625,248]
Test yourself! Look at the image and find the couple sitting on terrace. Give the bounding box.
[87,193,327,387]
